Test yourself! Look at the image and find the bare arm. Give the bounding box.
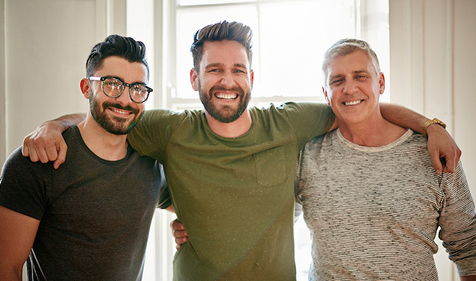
[22,113,85,169]
[460,276,476,281]
[0,206,40,281]
[380,103,461,175]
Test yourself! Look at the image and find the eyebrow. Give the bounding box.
[329,70,370,80]
[353,70,369,75]
[106,76,148,85]
[329,74,344,82]
[205,63,248,70]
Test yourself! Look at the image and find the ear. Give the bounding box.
[80,78,91,99]
[190,68,199,91]
[322,86,330,105]
[250,70,255,89]
[379,72,385,95]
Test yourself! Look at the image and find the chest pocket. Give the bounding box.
[253,146,287,187]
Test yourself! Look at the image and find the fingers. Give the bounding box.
[35,136,58,163]
[170,219,188,249]
[441,150,460,174]
[429,150,443,176]
[22,134,49,163]
[174,230,188,245]
[171,219,185,230]
[426,125,462,175]
[22,134,32,157]
[21,123,68,168]
[54,141,68,169]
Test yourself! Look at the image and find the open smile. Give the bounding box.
[344,100,364,106]
[215,92,238,100]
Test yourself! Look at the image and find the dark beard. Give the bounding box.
[199,84,250,123]
[89,93,143,135]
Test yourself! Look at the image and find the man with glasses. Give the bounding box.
[0,35,171,280]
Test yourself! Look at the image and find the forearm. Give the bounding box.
[0,266,22,281]
[380,103,429,133]
[0,206,39,281]
[48,113,86,133]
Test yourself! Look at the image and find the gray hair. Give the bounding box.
[322,38,380,87]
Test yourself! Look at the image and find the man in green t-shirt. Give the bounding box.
[22,21,460,281]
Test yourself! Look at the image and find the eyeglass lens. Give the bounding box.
[102,78,149,103]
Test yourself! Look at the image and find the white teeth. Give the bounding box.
[216,93,237,99]
[345,100,362,106]
[111,108,128,114]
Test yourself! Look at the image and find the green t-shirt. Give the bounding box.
[128,102,335,281]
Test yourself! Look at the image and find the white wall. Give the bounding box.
[0,0,126,164]
[389,0,476,279]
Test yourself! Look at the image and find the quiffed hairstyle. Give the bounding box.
[190,21,253,72]
[322,38,381,87]
[86,34,149,79]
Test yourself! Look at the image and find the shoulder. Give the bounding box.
[142,109,203,122]
[250,102,333,123]
[303,129,338,153]
[252,102,331,113]
[2,147,27,172]
[2,147,52,175]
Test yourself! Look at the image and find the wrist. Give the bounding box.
[42,119,67,133]
[422,118,446,138]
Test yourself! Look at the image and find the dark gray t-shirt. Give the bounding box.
[0,126,170,281]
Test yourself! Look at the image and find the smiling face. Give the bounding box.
[86,56,148,135]
[323,49,385,126]
[191,40,254,123]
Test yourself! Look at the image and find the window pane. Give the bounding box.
[176,5,258,99]
[256,0,356,98]
[175,0,357,101]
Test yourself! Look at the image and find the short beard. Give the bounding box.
[199,83,250,124]
[89,92,143,135]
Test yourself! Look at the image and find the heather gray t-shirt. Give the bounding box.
[296,129,476,280]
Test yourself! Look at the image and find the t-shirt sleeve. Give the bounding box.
[278,102,335,149]
[438,162,476,276]
[128,109,185,163]
[0,147,50,220]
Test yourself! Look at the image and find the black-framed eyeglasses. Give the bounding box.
[89,76,153,104]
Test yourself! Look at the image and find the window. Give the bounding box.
[130,1,389,280]
[166,0,389,111]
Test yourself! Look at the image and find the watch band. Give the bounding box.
[422,118,446,138]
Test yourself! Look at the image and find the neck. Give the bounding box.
[205,109,252,138]
[77,115,129,161]
[338,115,407,147]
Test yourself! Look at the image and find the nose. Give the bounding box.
[342,79,358,95]
[115,87,133,104]
[219,70,236,88]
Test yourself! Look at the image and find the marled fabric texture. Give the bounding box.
[296,129,476,280]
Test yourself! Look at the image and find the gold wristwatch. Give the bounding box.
[422,118,446,138]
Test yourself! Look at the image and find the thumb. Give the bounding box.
[53,142,68,169]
